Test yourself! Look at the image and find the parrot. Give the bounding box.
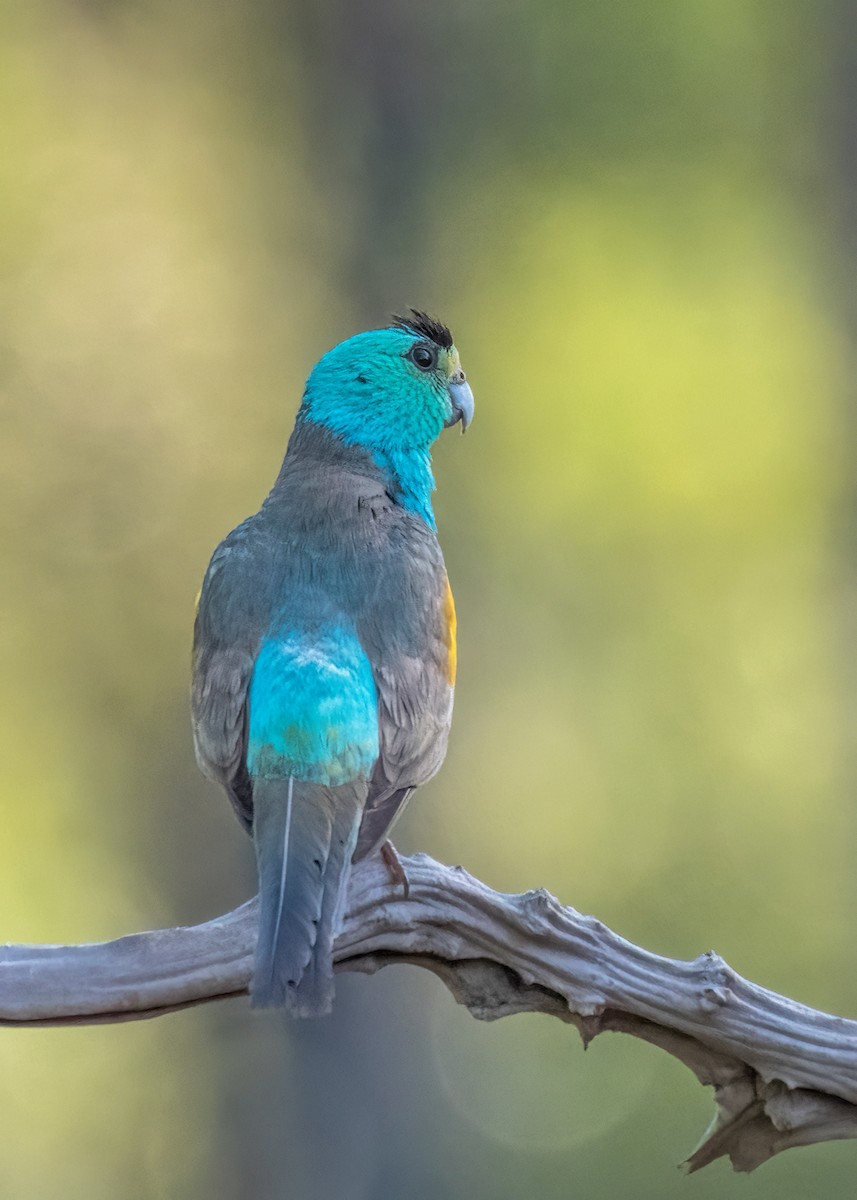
[191,311,473,1016]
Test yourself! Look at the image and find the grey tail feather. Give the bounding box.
[250,775,365,1016]
[297,789,364,1011]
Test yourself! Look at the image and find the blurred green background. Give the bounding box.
[2,0,857,1196]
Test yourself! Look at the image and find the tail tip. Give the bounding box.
[249,971,335,1018]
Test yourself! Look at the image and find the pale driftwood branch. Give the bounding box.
[2,853,856,1173]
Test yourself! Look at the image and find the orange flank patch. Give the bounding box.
[442,577,457,685]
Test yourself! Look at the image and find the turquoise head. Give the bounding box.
[299,311,474,528]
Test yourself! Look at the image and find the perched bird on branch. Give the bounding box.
[191,311,473,1015]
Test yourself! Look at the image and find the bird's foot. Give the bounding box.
[380,841,410,899]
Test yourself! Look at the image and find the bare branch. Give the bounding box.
[2,852,856,1172]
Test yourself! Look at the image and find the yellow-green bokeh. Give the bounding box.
[2,1,854,1197]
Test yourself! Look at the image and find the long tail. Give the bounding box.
[251,776,365,1015]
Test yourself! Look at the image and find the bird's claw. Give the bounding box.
[380,841,410,899]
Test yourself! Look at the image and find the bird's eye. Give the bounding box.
[409,343,437,371]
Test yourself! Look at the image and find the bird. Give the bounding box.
[191,310,473,1016]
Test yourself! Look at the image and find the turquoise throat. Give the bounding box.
[373,446,436,530]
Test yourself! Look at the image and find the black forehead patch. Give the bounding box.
[390,309,453,350]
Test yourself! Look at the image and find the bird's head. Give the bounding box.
[300,310,474,454]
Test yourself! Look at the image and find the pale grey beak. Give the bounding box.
[446,373,474,433]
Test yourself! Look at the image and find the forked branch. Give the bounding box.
[2,852,856,1173]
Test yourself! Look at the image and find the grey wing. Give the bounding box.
[354,579,455,861]
[191,520,274,831]
[353,787,412,860]
[192,643,255,830]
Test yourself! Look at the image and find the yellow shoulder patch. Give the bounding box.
[442,577,457,685]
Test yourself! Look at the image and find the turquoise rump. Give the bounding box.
[247,625,379,785]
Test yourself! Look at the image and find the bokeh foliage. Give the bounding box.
[1,1,855,1196]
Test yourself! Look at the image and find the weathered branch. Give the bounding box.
[2,852,856,1173]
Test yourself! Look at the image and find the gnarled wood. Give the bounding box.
[1,852,856,1172]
